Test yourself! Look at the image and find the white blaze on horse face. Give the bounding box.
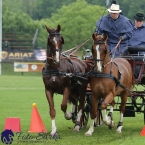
[96,45,102,72]
[53,37,60,62]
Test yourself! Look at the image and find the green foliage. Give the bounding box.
[3,0,40,20]
[50,0,107,50]
[3,0,107,51]
[2,0,145,51]
[86,0,145,20]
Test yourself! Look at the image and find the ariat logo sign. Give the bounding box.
[1,51,8,59]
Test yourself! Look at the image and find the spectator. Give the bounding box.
[4,40,11,51]
[94,4,134,57]
[84,49,92,60]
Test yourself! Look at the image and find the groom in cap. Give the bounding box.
[94,4,134,57]
[128,13,145,48]
[128,13,145,79]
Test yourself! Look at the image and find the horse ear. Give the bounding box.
[57,25,61,32]
[92,33,96,41]
[61,36,64,44]
[103,34,108,41]
[45,25,51,33]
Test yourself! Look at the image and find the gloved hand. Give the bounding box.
[119,36,124,40]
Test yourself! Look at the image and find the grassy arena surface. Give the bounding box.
[0,75,145,145]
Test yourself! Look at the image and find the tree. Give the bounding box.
[49,0,107,50]
[3,0,107,50]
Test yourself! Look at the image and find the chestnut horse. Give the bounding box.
[42,25,89,136]
[85,33,134,136]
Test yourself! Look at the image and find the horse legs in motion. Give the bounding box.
[43,24,90,135]
[84,33,134,136]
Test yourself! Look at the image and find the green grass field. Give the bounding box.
[0,74,145,145]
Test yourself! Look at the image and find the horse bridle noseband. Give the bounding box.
[47,31,63,61]
[93,41,107,68]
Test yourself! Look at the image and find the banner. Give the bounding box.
[1,49,46,62]
[14,62,45,72]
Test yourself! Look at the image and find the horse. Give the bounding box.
[42,24,90,136]
[85,33,134,136]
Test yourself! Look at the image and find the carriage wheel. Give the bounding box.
[79,92,92,129]
[94,98,104,127]
[132,96,145,111]
[80,104,90,129]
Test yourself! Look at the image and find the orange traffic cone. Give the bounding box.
[28,103,47,133]
[4,117,21,132]
[140,126,145,136]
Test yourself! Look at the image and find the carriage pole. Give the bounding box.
[0,0,2,75]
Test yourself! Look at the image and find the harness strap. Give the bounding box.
[42,68,67,76]
[89,72,126,89]
[113,61,122,81]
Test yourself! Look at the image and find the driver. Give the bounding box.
[94,4,134,57]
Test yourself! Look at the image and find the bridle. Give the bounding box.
[47,31,63,63]
[93,40,107,68]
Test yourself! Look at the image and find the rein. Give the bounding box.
[62,37,91,55]
[109,39,122,56]
[43,55,88,79]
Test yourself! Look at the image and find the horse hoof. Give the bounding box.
[84,131,92,136]
[116,129,121,133]
[50,132,60,140]
[64,112,72,120]
[103,116,111,126]
[116,126,123,133]
[73,125,80,132]
[50,132,56,137]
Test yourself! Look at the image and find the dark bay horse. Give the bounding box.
[42,25,90,135]
[85,33,134,136]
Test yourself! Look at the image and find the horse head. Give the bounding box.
[45,24,64,64]
[92,33,108,72]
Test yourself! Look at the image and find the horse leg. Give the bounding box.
[61,87,72,120]
[45,90,57,136]
[101,93,115,129]
[85,95,98,136]
[71,103,76,123]
[73,90,86,132]
[116,92,128,133]
[108,100,115,129]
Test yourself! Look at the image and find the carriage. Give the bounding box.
[79,46,145,129]
[42,25,145,137]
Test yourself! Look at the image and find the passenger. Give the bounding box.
[94,4,134,57]
[128,13,145,54]
[128,13,145,79]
